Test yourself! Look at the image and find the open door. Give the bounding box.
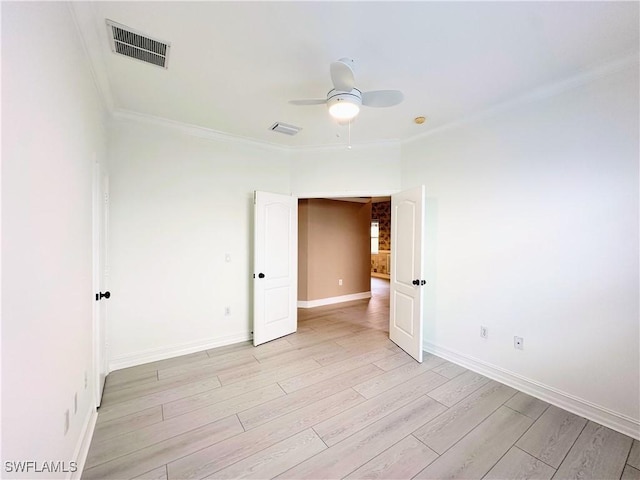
[390,185,425,362]
[253,191,298,346]
[92,159,109,406]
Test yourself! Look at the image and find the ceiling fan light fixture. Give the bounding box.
[329,101,360,120]
[327,90,362,121]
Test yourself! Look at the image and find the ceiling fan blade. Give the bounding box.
[330,58,355,92]
[361,90,404,107]
[289,99,327,105]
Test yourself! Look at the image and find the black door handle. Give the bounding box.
[95,291,111,301]
[258,273,265,279]
[420,280,426,286]
[412,279,419,285]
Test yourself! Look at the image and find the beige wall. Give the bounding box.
[298,200,309,300]
[298,199,372,301]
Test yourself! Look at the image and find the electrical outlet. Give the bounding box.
[338,279,343,286]
[74,393,78,414]
[64,410,70,435]
[480,326,488,339]
[84,371,88,389]
[514,336,524,350]
[224,306,231,316]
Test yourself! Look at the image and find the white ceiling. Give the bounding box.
[73,1,639,149]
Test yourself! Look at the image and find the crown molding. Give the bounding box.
[104,51,637,153]
[110,109,404,153]
[405,52,640,145]
[110,109,291,152]
[68,2,115,113]
[70,0,637,153]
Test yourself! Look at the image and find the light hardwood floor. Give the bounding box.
[84,278,639,480]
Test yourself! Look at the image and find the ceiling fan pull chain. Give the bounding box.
[348,119,352,150]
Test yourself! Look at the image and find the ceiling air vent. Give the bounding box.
[270,122,301,136]
[106,20,170,69]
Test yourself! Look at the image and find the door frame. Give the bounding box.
[92,158,109,407]
[257,188,425,358]
[295,190,399,200]
[294,188,405,334]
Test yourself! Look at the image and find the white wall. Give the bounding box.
[402,64,639,435]
[107,121,403,367]
[290,142,402,196]
[2,2,107,476]
[107,120,291,368]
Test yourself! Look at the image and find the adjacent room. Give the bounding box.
[2,1,639,479]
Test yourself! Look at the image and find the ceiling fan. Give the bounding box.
[290,58,404,122]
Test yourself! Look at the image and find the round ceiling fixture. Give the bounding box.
[327,89,362,121]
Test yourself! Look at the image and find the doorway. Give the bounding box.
[255,187,425,361]
[297,197,378,309]
[296,196,392,307]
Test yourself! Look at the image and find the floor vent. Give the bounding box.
[270,122,302,136]
[106,20,170,69]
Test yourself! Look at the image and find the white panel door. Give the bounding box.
[92,159,109,406]
[390,185,425,362]
[253,191,298,346]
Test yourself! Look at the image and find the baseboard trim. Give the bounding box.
[423,341,640,440]
[108,332,252,372]
[297,291,371,309]
[71,406,97,480]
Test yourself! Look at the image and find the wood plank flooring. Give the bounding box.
[84,278,637,479]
